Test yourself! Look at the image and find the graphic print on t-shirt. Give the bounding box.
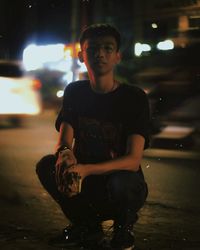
[76,117,122,163]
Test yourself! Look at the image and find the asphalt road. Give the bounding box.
[0,110,200,250]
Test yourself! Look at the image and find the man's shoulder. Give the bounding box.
[66,80,90,90]
[120,83,147,98]
[63,80,90,98]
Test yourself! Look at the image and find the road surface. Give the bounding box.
[0,110,200,249]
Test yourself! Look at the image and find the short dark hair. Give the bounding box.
[80,23,121,51]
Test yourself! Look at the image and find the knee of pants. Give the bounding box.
[35,154,56,179]
[107,171,146,203]
[35,154,63,202]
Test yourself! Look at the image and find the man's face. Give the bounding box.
[79,36,121,76]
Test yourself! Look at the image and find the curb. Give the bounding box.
[143,148,200,160]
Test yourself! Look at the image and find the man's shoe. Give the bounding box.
[80,224,105,248]
[49,223,104,247]
[110,224,135,250]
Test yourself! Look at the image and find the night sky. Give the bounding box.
[0,0,76,58]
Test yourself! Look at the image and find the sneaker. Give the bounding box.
[80,224,105,248]
[110,224,135,250]
[49,223,104,248]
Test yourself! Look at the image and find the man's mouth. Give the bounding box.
[94,61,106,65]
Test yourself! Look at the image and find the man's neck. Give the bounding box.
[89,74,118,94]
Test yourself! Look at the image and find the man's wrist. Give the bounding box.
[55,145,71,157]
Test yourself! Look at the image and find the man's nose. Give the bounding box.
[95,47,105,57]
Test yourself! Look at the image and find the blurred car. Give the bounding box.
[0,60,42,126]
[31,69,66,110]
[134,43,200,119]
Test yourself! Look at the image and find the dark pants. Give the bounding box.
[36,154,148,227]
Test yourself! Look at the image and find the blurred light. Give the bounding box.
[151,23,158,29]
[134,42,151,56]
[143,88,151,95]
[23,43,65,71]
[62,71,73,83]
[49,60,72,72]
[0,99,40,115]
[162,126,194,134]
[64,43,80,58]
[22,42,85,81]
[0,78,41,115]
[157,39,174,50]
[0,59,42,116]
[64,47,73,57]
[64,48,73,58]
[75,43,81,55]
[23,44,42,70]
[77,59,87,72]
[32,79,42,90]
[56,90,64,98]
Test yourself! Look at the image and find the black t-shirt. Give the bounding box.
[56,80,150,164]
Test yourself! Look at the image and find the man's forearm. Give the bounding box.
[55,122,74,154]
[83,154,142,176]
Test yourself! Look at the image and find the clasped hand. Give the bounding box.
[55,148,77,193]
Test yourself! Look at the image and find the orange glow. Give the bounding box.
[64,43,80,58]
[32,79,42,90]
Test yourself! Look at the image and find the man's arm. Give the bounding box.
[68,134,145,179]
[55,122,75,152]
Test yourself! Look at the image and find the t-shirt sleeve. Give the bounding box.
[55,83,75,132]
[126,89,151,149]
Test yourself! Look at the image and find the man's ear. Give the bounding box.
[78,51,84,63]
[116,51,121,64]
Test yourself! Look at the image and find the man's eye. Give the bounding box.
[86,45,115,53]
[87,46,96,51]
[104,46,114,53]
